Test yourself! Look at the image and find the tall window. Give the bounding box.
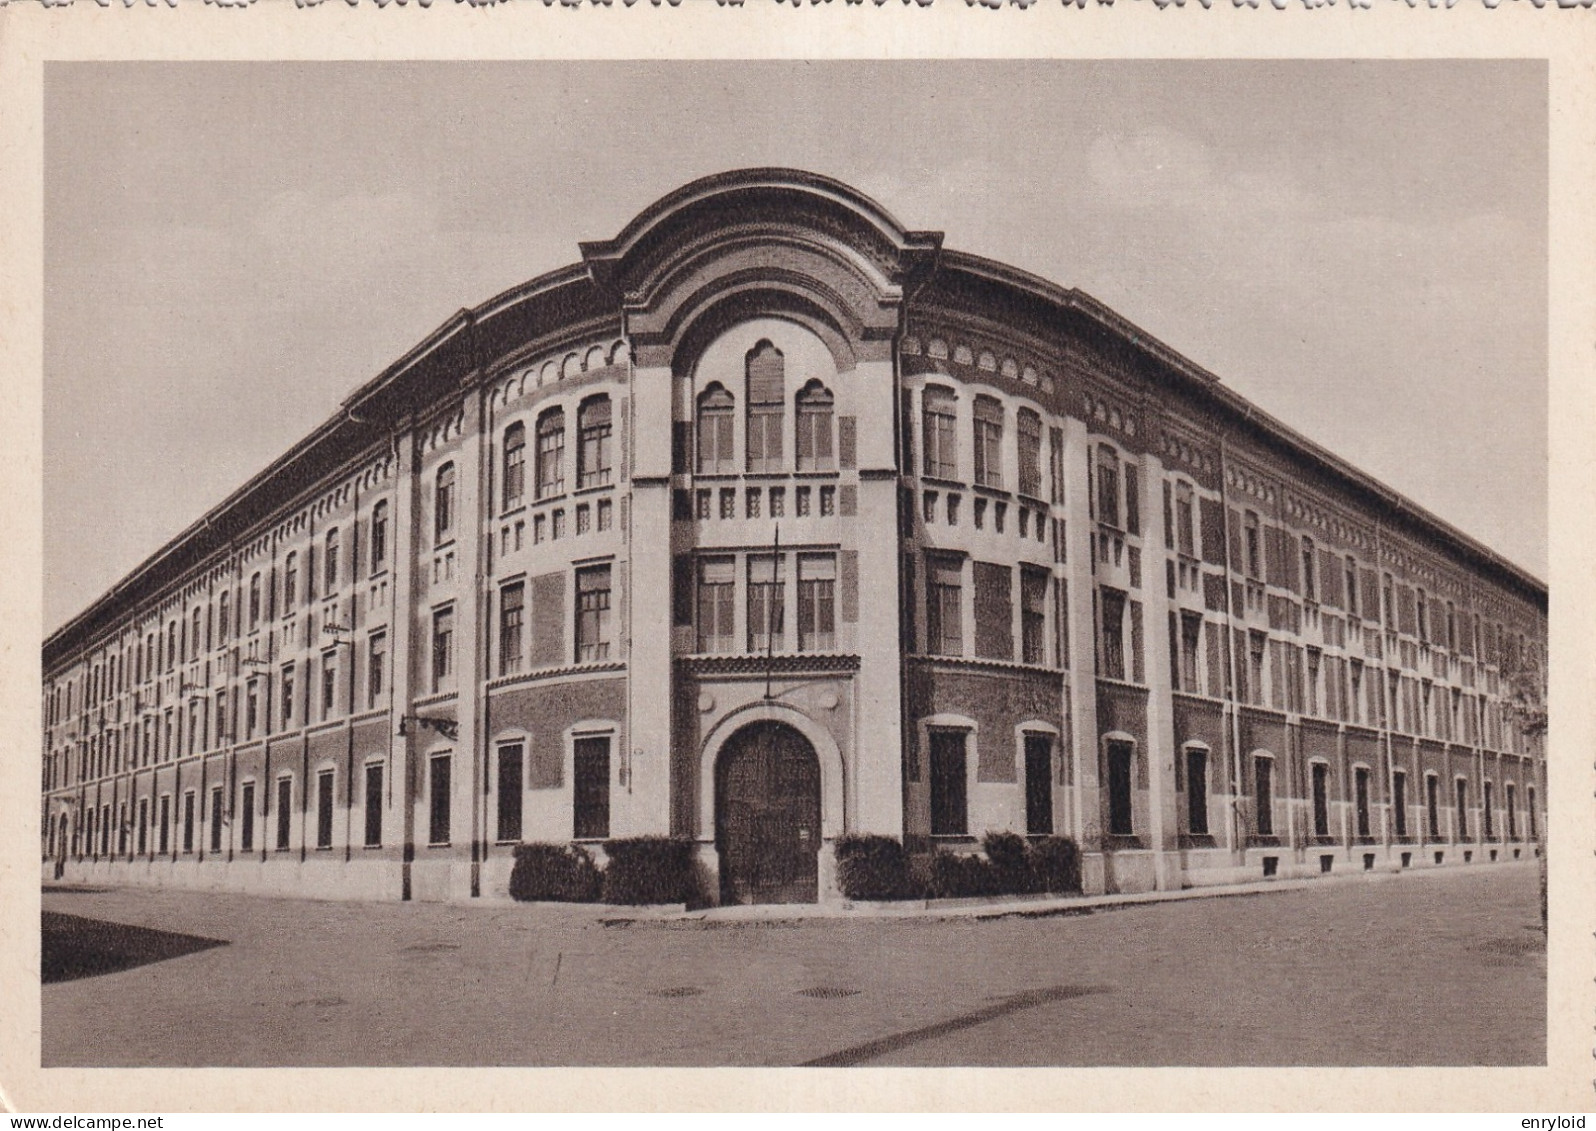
[324,529,340,592]
[498,583,524,676]
[1107,740,1134,836]
[1382,573,1395,628]
[1416,588,1429,643]
[1359,762,1385,835]
[503,422,527,509]
[431,606,454,692]
[696,384,735,474]
[973,396,1004,489]
[1021,567,1049,665]
[210,786,224,854]
[922,386,957,480]
[364,763,383,848]
[283,552,298,610]
[1393,770,1408,838]
[435,463,456,542]
[1096,446,1121,528]
[1178,612,1202,692]
[1506,783,1517,839]
[696,557,736,653]
[1099,588,1127,681]
[1254,755,1274,836]
[429,754,451,845]
[533,409,566,499]
[249,573,262,629]
[797,554,836,652]
[316,770,334,849]
[1483,780,1495,838]
[1311,762,1330,837]
[321,655,337,720]
[927,557,963,657]
[578,396,613,488]
[929,731,968,836]
[1175,482,1196,557]
[367,633,386,708]
[574,736,611,840]
[275,777,292,851]
[795,381,835,472]
[1244,511,1262,579]
[1455,777,1468,838]
[1016,409,1042,499]
[1186,747,1209,835]
[1344,556,1359,617]
[747,555,784,654]
[281,664,296,728]
[497,743,523,843]
[1302,536,1317,601]
[192,608,203,656]
[1049,427,1066,504]
[576,565,612,662]
[182,791,195,854]
[370,501,388,572]
[240,782,255,853]
[745,341,785,473]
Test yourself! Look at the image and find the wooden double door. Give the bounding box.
[715,721,822,905]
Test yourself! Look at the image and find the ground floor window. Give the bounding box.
[316,770,335,849]
[1426,774,1440,839]
[1311,762,1330,838]
[1455,777,1469,839]
[1185,746,1208,836]
[573,736,610,840]
[1107,740,1134,837]
[429,754,452,845]
[929,730,968,837]
[1355,766,1371,839]
[1024,733,1053,836]
[1483,781,1495,839]
[1393,770,1408,838]
[241,783,255,852]
[276,777,293,851]
[210,786,224,854]
[182,790,195,854]
[1254,756,1274,837]
[364,763,383,848]
[497,743,524,842]
[158,795,171,855]
[1506,783,1517,839]
[1528,786,1537,838]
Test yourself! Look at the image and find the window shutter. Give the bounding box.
[838,485,857,517]
[1227,509,1242,571]
[1283,532,1301,594]
[839,551,859,624]
[1397,584,1417,636]
[973,562,1014,661]
[837,415,857,469]
[672,556,693,627]
[1199,498,1226,565]
[1264,526,1288,588]
[746,342,785,404]
[531,571,566,667]
[1360,568,1380,621]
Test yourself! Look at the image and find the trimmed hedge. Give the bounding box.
[835,834,915,900]
[1028,835,1083,894]
[926,834,1084,899]
[508,843,602,903]
[600,836,699,905]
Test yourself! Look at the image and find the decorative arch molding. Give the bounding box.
[697,702,846,841]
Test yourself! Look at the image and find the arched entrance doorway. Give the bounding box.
[715,721,822,905]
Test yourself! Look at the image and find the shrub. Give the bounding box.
[982,831,1040,895]
[601,836,698,905]
[1028,835,1082,894]
[508,843,602,903]
[835,834,916,900]
[926,848,1000,899]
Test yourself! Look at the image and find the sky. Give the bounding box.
[42,60,1547,634]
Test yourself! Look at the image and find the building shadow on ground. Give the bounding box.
[42,910,228,984]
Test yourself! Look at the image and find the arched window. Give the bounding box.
[921,385,957,480]
[1016,408,1042,498]
[324,529,340,592]
[578,395,613,488]
[370,501,388,573]
[167,622,177,671]
[502,422,526,510]
[435,463,456,542]
[535,410,565,499]
[191,608,203,656]
[249,573,262,629]
[696,383,735,475]
[283,551,298,610]
[745,341,784,473]
[972,396,1004,489]
[794,381,834,472]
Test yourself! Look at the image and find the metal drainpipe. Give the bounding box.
[1215,432,1249,864]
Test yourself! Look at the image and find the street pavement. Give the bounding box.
[40,861,1544,1067]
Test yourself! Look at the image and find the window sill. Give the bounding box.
[919,474,965,491]
[500,503,528,520]
[574,481,615,497]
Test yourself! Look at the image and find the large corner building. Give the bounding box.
[42,170,1548,904]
